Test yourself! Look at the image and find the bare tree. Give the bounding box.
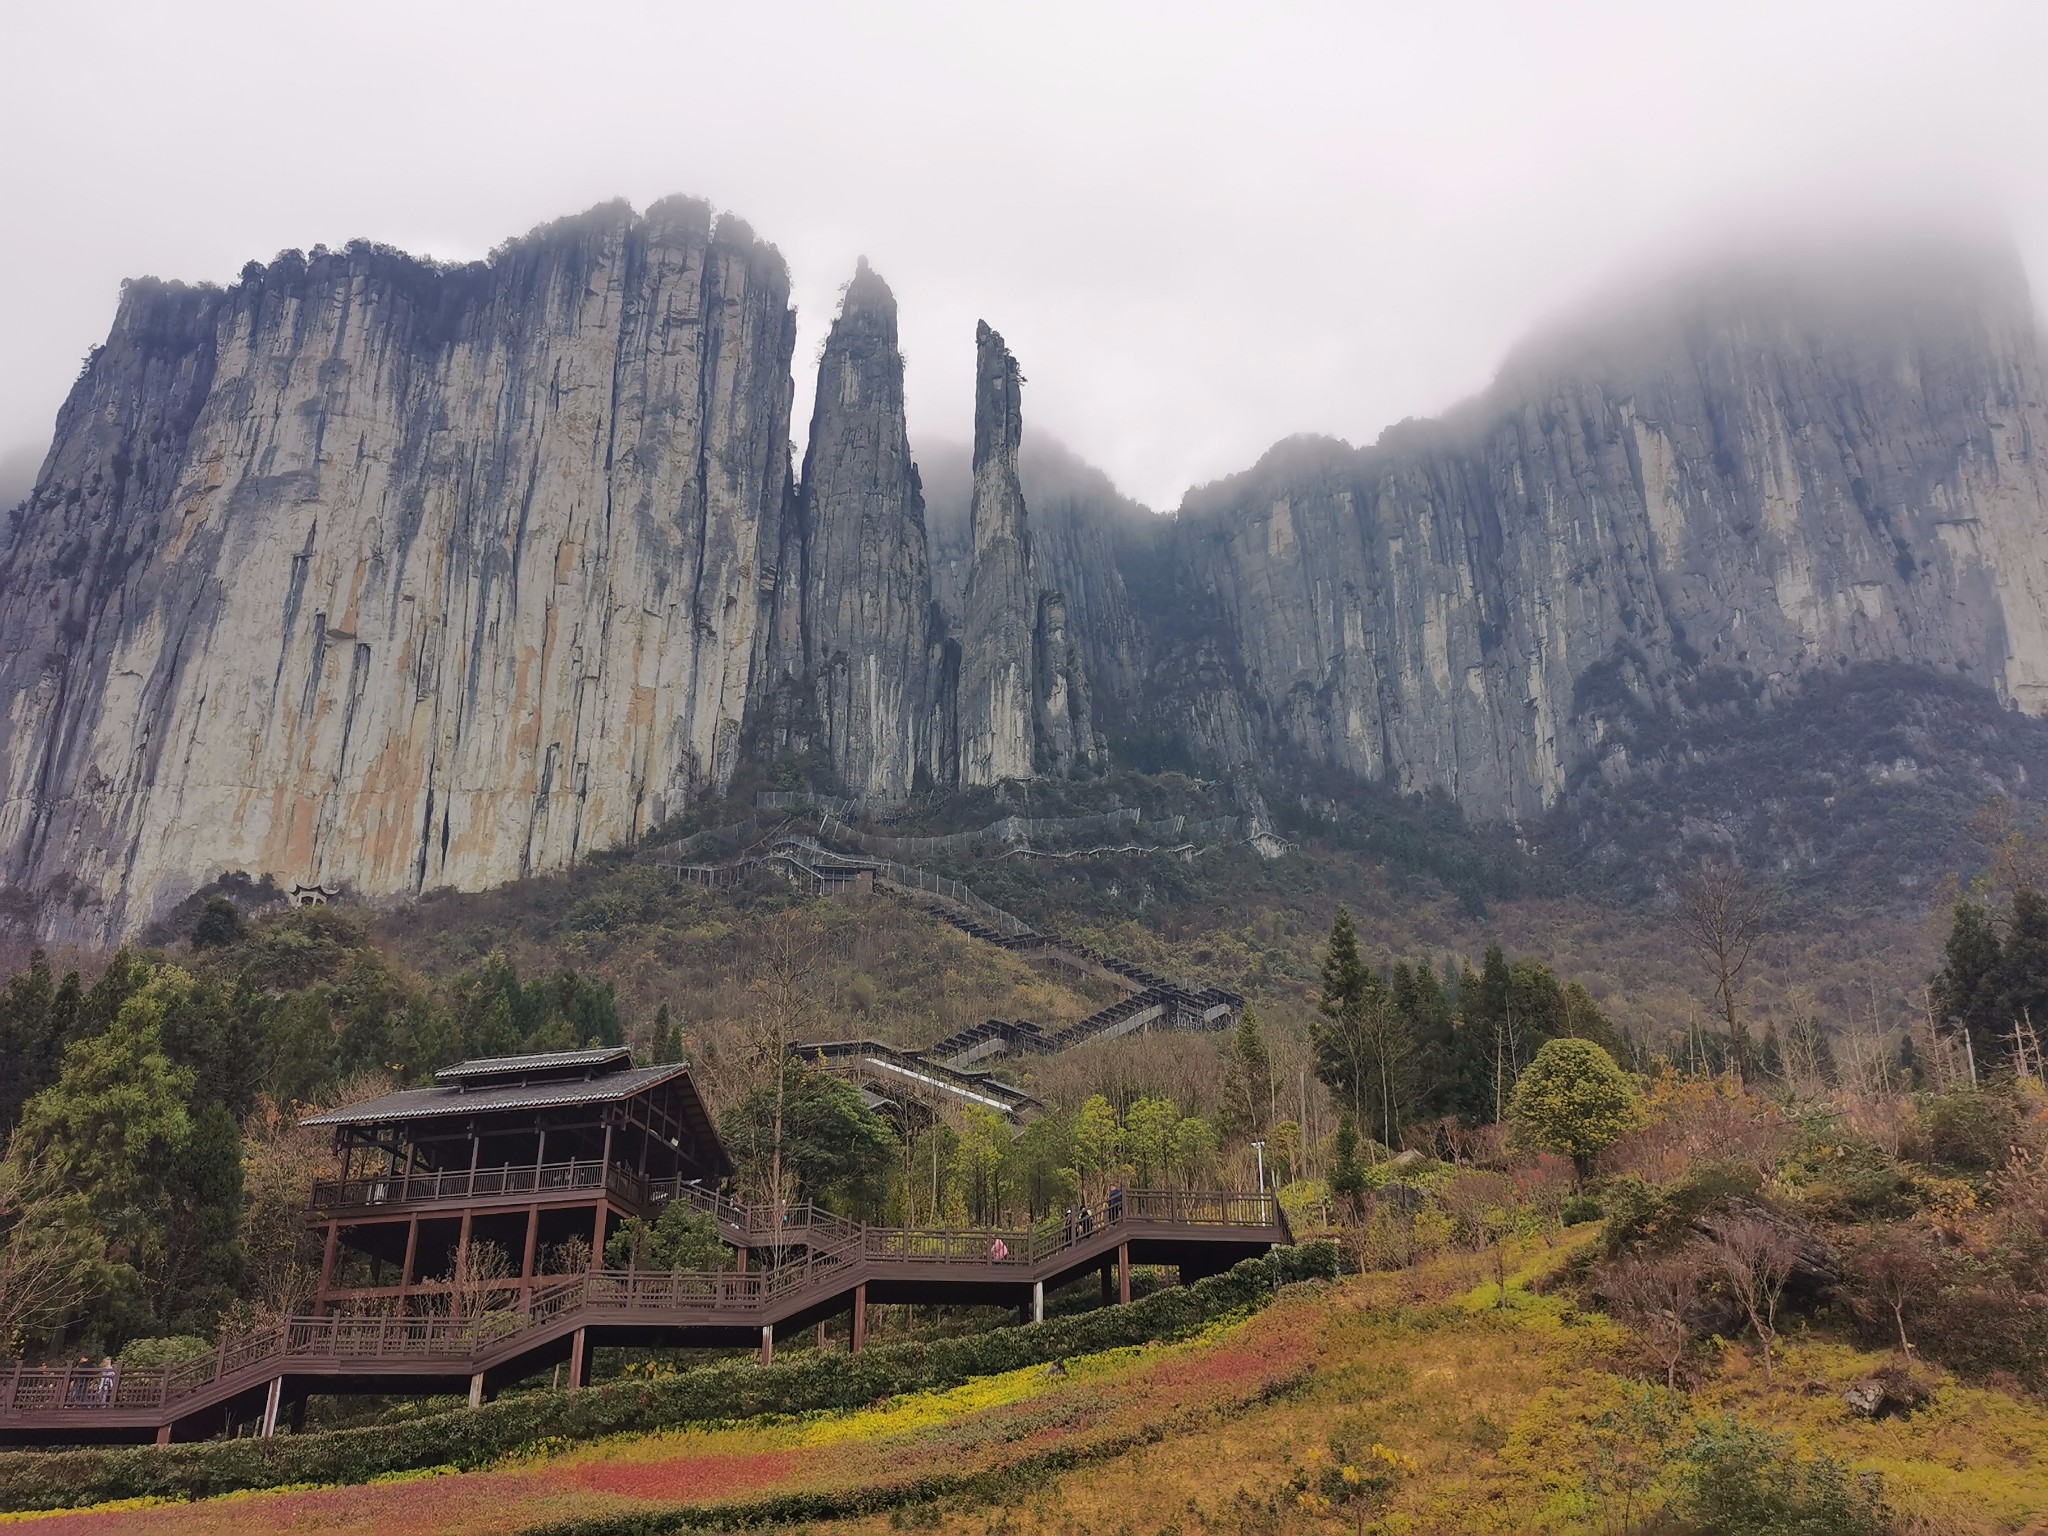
[1840,1224,1946,1355]
[1604,1250,1706,1389]
[1704,1214,1801,1381]
[441,1239,517,1338]
[1443,1170,1519,1307]
[736,911,826,1267]
[1675,858,1771,1079]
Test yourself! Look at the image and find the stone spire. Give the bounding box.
[956,321,1037,785]
[796,258,931,799]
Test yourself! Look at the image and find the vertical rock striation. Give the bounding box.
[785,259,931,799]
[7,212,2048,938]
[1162,246,2048,817]
[0,199,796,941]
[956,322,1039,785]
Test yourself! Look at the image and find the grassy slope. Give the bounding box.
[22,1242,2045,1535]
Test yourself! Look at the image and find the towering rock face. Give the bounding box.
[956,322,1039,785]
[1162,248,2048,818]
[784,259,931,798]
[0,199,795,941]
[7,206,2048,939]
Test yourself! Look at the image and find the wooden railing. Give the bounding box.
[0,1190,1283,1421]
[311,1159,651,1214]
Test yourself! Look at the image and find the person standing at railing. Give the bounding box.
[96,1355,115,1405]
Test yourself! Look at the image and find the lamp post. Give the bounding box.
[1251,1139,1266,1193]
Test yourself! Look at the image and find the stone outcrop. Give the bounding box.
[0,200,796,941]
[955,322,1039,785]
[781,258,931,799]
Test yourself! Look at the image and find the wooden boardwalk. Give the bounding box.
[0,1188,1288,1446]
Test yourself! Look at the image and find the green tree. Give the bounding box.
[1931,898,2002,1072]
[1330,1112,1366,1203]
[605,1201,729,1272]
[190,896,245,950]
[956,1107,1015,1223]
[6,980,196,1343]
[649,1002,684,1064]
[1315,906,1410,1146]
[1507,1037,1641,1174]
[1170,1115,1218,1188]
[1219,1006,1273,1137]
[0,952,61,1133]
[722,1061,897,1218]
[1072,1094,1123,1189]
[160,1102,246,1334]
[1123,1097,1182,1186]
[1992,886,2048,1076]
[1013,1112,1077,1219]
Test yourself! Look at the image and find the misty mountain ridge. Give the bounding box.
[2,196,2046,942]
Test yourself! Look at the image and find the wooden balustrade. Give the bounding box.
[2,1189,1283,1422]
[311,1159,650,1214]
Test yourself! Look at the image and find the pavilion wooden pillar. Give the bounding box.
[317,1222,339,1311]
[851,1283,867,1353]
[400,1218,421,1306]
[520,1203,541,1306]
[589,1201,606,1270]
[455,1210,474,1292]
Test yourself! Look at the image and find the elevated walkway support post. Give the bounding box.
[260,1375,284,1438]
[1118,1242,1131,1305]
[568,1327,588,1391]
[469,1372,485,1409]
[852,1283,867,1353]
[759,1325,773,1365]
[1032,1279,1044,1323]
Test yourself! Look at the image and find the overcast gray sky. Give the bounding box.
[4,0,2046,510]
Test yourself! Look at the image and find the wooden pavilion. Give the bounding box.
[300,1048,730,1314]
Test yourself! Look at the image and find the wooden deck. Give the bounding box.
[0,1189,1289,1446]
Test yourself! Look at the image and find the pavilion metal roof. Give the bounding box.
[301,1063,694,1127]
[433,1047,634,1084]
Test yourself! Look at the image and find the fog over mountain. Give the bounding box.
[4,2,2047,509]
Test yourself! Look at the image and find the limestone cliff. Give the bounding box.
[955,322,1038,785]
[1161,246,2048,819]
[781,258,931,799]
[0,199,796,941]
[7,208,2048,939]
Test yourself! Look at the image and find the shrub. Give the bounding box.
[1676,1416,1889,1536]
[0,1243,1337,1513]
[1600,1163,1764,1259]
[1907,1088,2024,1173]
[115,1336,212,1370]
